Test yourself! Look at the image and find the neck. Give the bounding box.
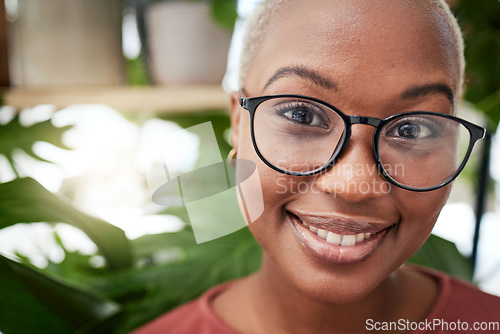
[243,255,436,334]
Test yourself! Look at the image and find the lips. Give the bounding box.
[287,210,397,264]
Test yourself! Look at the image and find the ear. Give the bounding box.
[229,91,242,150]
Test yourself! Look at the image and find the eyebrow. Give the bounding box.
[263,65,338,91]
[400,83,455,106]
[263,65,455,107]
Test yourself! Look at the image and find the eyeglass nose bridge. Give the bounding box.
[347,115,383,128]
[329,115,384,174]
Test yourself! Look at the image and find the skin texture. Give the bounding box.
[214,0,460,333]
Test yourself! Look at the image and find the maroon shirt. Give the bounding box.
[133,267,500,334]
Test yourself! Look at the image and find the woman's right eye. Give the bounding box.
[385,116,443,140]
[276,102,329,128]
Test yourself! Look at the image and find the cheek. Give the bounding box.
[238,164,292,257]
[394,185,451,256]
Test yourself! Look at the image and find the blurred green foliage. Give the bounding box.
[455,0,500,128]
[125,56,151,86]
[0,178,132,270]
[210,0,238,30]
[0,254,120,334]
[0,115,71,176]
[0,176,261,333]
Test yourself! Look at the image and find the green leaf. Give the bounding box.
[0,255,72,334]
[0,113,72,174]
[0,178,132,270]
[408,234,473,281]
[455,0,500,128]
[88,226,261,332]
[0,254,121,333]
[210,0,237,30]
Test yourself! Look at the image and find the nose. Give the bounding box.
[315,128,390,202]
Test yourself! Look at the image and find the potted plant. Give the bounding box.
[139,0,237,85]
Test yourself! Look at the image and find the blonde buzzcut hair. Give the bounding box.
[238,0,465,97]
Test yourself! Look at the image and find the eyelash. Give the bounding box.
[274,101,330,127]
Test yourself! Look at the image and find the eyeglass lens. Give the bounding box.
[252,96,471,190]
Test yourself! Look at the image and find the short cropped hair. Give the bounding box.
[238,0,465,97]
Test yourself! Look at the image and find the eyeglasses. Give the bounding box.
[239,93,486,192]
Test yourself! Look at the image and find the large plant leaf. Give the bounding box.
[88,226,261,333]
[0,255,72,334]
[0,178,132,270]
[0,254,121,334]
[408,234,473,281]
[0,114,72,174]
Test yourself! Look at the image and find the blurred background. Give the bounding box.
[0,0,499,333]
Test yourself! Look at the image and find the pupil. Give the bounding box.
[398,123,420,138]
[292,110,313,124]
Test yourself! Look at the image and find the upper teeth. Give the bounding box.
[307,225,372,246]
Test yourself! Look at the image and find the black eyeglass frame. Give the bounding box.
[239,93,486,192]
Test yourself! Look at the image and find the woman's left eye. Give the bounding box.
[386,117,442,140]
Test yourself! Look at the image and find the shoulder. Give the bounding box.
[132,281,240,334]
[415,266,500,322]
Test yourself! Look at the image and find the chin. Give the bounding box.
[253,208,428,305]
[261,250,400,305]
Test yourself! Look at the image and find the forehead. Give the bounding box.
[246,0,459,95]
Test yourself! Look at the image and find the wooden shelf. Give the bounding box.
[3,85,230,113]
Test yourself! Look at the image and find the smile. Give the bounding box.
[307,224,372,246]
[287,211,397,264]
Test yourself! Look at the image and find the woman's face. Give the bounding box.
[231,0,459,303]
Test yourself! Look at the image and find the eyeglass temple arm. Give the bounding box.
[239,91,249,109]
